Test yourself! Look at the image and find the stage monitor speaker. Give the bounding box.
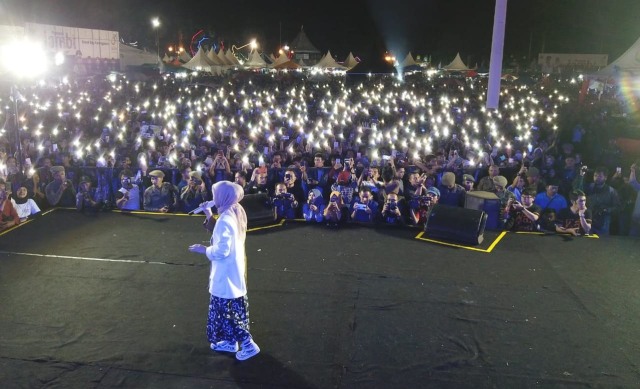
[240,193,277,227]
[464,191,501,230]
[424,204,487,245]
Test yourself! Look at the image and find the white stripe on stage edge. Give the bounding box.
[0,251,169,266]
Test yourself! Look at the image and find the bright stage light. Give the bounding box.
[1,38,49,78]
[54,52,65,66]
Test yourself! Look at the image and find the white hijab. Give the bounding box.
[212,181,247,237]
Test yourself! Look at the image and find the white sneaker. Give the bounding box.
[235,340,260,361]
[210,340,239,353]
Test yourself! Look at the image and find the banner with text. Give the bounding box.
[25,22,119,60]
[538,53,608,73]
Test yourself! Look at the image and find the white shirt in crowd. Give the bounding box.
[13,198,41,221]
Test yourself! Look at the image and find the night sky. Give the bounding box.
[3,0,640,65]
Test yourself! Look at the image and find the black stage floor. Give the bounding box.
[1,209,639,388]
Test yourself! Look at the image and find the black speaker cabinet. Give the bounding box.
[464,191,501,229]
[424,204,488,245]
[240,193,277,227]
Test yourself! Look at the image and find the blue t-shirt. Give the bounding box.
[534,193,568,214]
[350,200,378,223]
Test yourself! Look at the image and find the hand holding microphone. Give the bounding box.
[189,200,216,215]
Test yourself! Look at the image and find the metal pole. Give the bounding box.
[487,0,508,110]
[11,86,23,173]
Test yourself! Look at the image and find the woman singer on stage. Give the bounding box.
[188,181,260,361]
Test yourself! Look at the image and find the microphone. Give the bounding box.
[189,200,216,215]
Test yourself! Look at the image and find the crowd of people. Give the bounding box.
[0,69,638,237]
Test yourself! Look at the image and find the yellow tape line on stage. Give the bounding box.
[414,230,508,253]
[0,218,34,237]
[515,231,599,238]
[247,219,285,232]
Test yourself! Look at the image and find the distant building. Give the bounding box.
[290,26,322,65]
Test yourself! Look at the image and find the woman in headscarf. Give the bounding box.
[13,186,41,222]
[303,188,325,223]
[188,181,260,361]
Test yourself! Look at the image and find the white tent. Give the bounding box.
[225,49,240,65]
[182,47,217,71]
[314,50,347,70]
[119,43,158,70]
[270,53,300,70]
[178,50,192,63]
[344,52,359,70]
[598,36,640,76]
[207,49,224,65]
[244,49,267,68]
[216,49,232,65]
[443,52,469,71]
[270,53,290,68]
[162,53,172,63]
[401,52,418,67]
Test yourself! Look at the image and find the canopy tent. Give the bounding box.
[182,47,217,71]
[178,50,192,63]
[119,43,158,70]
[161,53,172,63]
[274,60,301,70]
[314,50,347,70]
[270,53,291,68]
[225,50,240,65]
[161,61,188,74]
[269,53,277,63]
[399,52,422,72]
[579,35,640,104]
[206,49,224,65]
[597,35,640,77]
[443,53,470,71]
[401,52,418,67]
[168,57,183,67]
[214,49,230,65]
[244,49,268,68]
[344,52,359,70]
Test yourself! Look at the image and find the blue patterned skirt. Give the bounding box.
[206,295,251,344]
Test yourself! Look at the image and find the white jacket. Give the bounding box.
[205,211,247,298]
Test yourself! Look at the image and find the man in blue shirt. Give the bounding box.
[534,179,568,214]
[350,187,379,223]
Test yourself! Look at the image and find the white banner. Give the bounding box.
[538,53,608,72]
[25,22,119,60]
